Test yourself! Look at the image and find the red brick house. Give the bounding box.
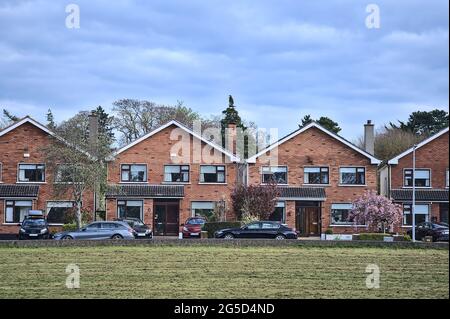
[105,120,240,236]
[0,117,95,234]
[380,127,449,228]
[246,121,381,237]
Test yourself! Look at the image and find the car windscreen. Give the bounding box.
[22,219,46,227]
[186,218,206,225]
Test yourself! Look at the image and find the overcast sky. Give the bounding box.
[0,0,448,140]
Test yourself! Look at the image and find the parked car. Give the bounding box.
[182,217,207,238]
[115,217,152,238]
[407,222,449,242]
[18,211,50,240]
[53,221,136,240]
[214,221,298,240]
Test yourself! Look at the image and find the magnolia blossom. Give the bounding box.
[349,190,403,233]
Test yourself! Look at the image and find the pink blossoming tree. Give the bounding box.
[349,190,403,233]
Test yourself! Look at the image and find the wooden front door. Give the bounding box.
[296,206,321,237]
[153,201,179,236]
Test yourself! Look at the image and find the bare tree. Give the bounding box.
[356,127,425,161]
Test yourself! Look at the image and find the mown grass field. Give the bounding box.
[0,246,448,299]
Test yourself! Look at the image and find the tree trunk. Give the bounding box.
[76,202,82,229]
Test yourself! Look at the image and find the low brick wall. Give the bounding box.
[0,238,447,249]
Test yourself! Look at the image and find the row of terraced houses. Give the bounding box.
[0,115,448,237]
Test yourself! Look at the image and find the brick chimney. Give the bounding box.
[364,120,375,155]
[226,123,237,156]
[88,112,99,157]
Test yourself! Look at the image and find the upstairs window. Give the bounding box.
[0,162,2,182]
[200,165,225,183]
[404,169,430,187]
[121,164,147,182]
[18,164,45,182]
[339,167,365,185]
[261,166,288,184]
[304,167,329,184]
[164,165,190,183]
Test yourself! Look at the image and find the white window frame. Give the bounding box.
[261,166,288,185]
[46,201,75,225]
[0,162,2,182]
[17,163,46,183]
[402,203,430,227]
[164,165,190,183]
[403,168,431,188]
[303,166,330,185]
[199,165,226,184]
[446,169,449,188]
[339,167,366,186]
[117,199,144,220]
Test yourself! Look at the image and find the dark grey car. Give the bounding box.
[53,221,136,240]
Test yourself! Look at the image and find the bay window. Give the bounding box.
[330,203,353,225]
[191,201,215,220]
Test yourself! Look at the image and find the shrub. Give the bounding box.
[325,228,333,235]
[62,223,78,232]
[355,233,393,241]
[203,222,242,238]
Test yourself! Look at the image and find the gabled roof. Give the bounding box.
[0,116,55,138]
[387,127,449,165]
[110,120,240,162]
[247,122,381,164]
[0,116,94,159]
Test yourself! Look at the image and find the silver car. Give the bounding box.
[53,221,136,240]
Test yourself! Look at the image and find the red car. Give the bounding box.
[182,217,207,238]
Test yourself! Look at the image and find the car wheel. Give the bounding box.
[112,234,123,240]
[275,234,286,240]
[62,235,73,240]
[223,233,234,239]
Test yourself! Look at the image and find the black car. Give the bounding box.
[18,212,50,240]
[407,222,449,242]
[115,217,152,238]
[214,221,298,240]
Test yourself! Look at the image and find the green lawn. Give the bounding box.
[0,246,448,299]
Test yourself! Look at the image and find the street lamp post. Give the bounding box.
[412,144,417,242]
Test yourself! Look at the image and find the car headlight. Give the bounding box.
[40,229,48,234]
[145,229,151,234]
[183,227,188,232]
[442,230,449,235]
[20,228,26,233]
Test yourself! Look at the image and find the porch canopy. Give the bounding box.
[277,186,326,201]
[0,184,40,198]
[391,189,449,202]
[106,184,184,198]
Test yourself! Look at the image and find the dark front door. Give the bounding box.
[296,203,321,237]
[153,201,179,236]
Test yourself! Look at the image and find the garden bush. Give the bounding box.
[203,222,242,238]
[62,223,78,232]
